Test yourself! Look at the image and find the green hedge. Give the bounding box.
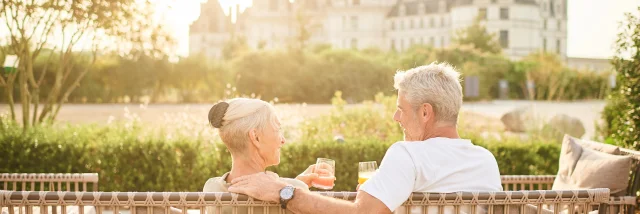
[0,123,560,192]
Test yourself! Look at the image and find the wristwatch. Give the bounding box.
[279,185,295,209]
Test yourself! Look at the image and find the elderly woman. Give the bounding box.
[204,98,330,212]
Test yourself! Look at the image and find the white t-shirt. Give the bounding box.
[360,137,503,212]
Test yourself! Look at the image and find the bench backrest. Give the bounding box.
[0,189,610,214]
[619,147,640,198]
[0,173,98,192]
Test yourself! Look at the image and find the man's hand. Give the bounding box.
[228,171,287,203]
[295,163,334,187]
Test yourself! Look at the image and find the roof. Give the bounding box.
[454,0,537,7]
[190,0,231,34]
[388,0,538,17]
[388,0,443,17]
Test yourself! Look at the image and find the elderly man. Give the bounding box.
[228,62,503,214]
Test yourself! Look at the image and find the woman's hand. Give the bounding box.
[295,163,333,187]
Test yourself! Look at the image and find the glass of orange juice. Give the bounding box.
[311,158,336,190]
[358,161,377,185]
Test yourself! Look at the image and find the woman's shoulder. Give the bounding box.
[203,172,231,192]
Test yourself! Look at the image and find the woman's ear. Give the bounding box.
[249,129,261,148]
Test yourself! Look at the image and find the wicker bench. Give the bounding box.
[0,173,99,192]
[1,189,610,214]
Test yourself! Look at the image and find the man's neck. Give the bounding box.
[422,125,460,140]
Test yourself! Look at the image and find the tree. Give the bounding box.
[290,2,321,52]
[0,0,172,129]
[520,52,566,101]
[221,36,249,60]
[453,16,502,54]
[602,7,640,149]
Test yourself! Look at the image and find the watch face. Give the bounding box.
[280,186,294,200]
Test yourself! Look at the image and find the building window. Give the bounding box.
[550,0,555,17]
[410,38,414,46]
[556,39,561,54]
[440,17,445,27]
[401,39,405,50]
[543,2,547,12]
[430,17,435,27]
[479,8,487,20]
[201,35,206,43]
[500,7,509,20]
[269,0,278,11]
[543,19,547,30]
[420,19,424,28]
[499,30,509,48]
[391,39,396,50]
[492,0,497,3]
[430,37,434,46]
[421,37,424,44]
[410,19,414,29]
[391,21,395,30]
[543,38,547,52]
[441,37,445,47]
[351,16,358,30]
[400,5,406,16]
[342,16,346,30]
[352,0,360,5]
[401,20,404,30]
[557,20,561,29]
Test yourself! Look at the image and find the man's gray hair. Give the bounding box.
[393,62,463,125]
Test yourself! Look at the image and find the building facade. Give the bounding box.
[190,0,569,60]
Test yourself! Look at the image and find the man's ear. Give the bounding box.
[249,129,260,148]
[421,103,434,122]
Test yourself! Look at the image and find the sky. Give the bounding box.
[162,0,640,59]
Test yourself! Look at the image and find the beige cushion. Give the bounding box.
[566,135,621,155]
[553,135,632,196]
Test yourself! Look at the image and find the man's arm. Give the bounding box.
[287,189,391,214]
[228,172,391,214]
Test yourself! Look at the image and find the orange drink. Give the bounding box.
[358,161,377,185]
[358,171,375,184]
[313,176,336,188]
[312,158,335,190]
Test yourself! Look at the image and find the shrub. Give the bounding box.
[601,8,640,149]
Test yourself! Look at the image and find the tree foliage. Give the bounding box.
[602,7,640,148]
[0,0,173,129]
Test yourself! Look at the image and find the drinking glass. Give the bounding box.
[311,158,336,190]
[358,161,378,185]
